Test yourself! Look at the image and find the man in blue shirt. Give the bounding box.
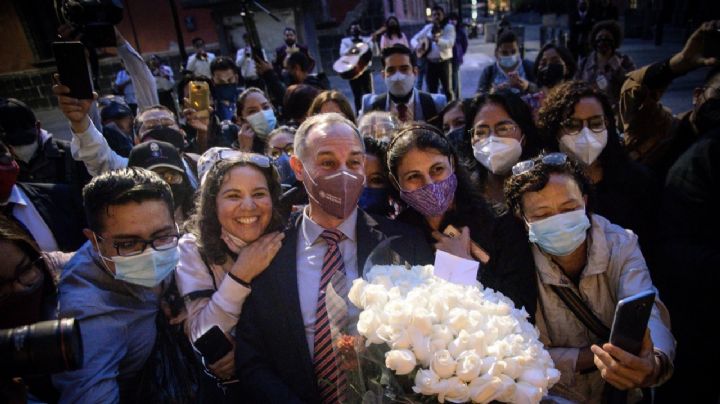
[52,167,180,403]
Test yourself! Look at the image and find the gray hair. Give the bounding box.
[294,112,364,162]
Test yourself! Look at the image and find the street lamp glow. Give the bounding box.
[426,7,431,17]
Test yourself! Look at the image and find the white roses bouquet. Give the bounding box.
[347,265,560,403]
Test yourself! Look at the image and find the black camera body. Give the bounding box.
[56,0,125,47]
[0,318,83,376]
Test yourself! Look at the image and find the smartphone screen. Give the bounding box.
[609,290,656,355]
[52,42,94,100]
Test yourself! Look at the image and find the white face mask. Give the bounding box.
[472,136,523,175]
[559,127,608,166]
[11,142,38,163]
[498,54,519,69]
[384,72,416,97]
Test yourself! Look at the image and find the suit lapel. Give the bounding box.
[356,209,386,278]
[269,214,316,379]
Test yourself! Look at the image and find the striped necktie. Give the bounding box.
[313,229,349,403]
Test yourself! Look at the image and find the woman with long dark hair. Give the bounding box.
[386,123,537,317]
[379,16,409,50]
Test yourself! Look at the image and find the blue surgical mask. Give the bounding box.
[527,209,591,256]
[96,239,179,288]
[358,187,391,216]
[498,54,519,69]
[246,109,277,139]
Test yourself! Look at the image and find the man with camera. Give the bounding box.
[186,37,216,80]
[51,167,180,403]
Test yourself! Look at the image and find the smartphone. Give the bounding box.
[52,41,94,100]
[609,290,656,355]
[193,325,232,364]
[703,29,720,58]
[188,80,211,118]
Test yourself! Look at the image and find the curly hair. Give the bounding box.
[536,80,629,182]
[590,20,623,49]
[504,153,593,218]
[186,157,284,265]
[307,90,356,124]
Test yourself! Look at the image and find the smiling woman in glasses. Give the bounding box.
[537,81,659,259]
[504,153,675,402]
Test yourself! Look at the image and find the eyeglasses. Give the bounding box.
[97,234,181,257]
[217,150,271,168]
[561,115,606,136]
[471,121,518,139]
[268,143,294,158]
[155,170,184,185]
[511,152,568,176]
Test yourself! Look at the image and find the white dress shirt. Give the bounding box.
[410,23,456,61]
[5,185,58,251]
[296,207,359,358]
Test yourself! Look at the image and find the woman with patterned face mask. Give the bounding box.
[465,91,542,207]
[386,123,537,318]
[175,154,285,399]
[504,153,674,403]
[537,81,659,252]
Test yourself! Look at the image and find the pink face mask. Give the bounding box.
[303,167,366,219]
[398,173,457,217]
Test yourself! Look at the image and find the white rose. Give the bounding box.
[348,278,367,308]
[440,377,470,404]
[488,360,507,377]
[470,330,488,357]
[412,368,440,395]
[495,374,517,402]
[431,350,457,379]
[366,265,391,282]
[362,284,389,308]
[406,288,430,309]
[455,350,483,382]
[479,355,497,375]
[409,326,433,366]
[357,310,383,344]
[546,367,561,386]
[384,300,412,327]
[468,374,500,403]
[502,356,523,379]
[518,367,546,388]
[447,307,470,335]
[448,330,473,358]
[410,307,435,335]
[511,381,543,404]
[431,324,455,352]
[377,325,412,349]
[385,349,417,375]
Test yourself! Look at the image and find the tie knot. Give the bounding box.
[320,229,344,245]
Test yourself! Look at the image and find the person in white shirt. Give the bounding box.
[235,32,267,90]
[186,37,216,79]
[411,5,456,100]
[339,20,376,112]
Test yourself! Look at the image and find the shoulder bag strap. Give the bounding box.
[550,284,610,341]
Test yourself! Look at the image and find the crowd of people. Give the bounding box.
[1,4,719,403]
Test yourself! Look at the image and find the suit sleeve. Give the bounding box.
[234,293,304,403]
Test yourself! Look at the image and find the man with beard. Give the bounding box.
[360,45,446,125]
[620,20,720,180]
[273,27,311,76]
[339,20,376,112]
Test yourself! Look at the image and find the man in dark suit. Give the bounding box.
[234,113,433,402]
[274,27,312,76]
[0,141,85,252]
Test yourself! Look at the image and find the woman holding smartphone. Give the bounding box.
[504,152,674,402]
[386,123,537,317]
[175,152,285,399]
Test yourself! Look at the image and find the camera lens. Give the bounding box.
[0,318,83,376]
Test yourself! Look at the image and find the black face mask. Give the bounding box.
[285,39,296,47]
[538,62,565,88]
[694,96,720,134]
[594,39,613,54]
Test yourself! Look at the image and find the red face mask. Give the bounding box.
[0,160,19,202]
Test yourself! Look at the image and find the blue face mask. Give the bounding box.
[272,152,296,185]
[358,187,391,216]
[96,240,179,288]
[527,209,591,256]
[213,84,240,121]
[246,109,277,139]
[498,54,519,69]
